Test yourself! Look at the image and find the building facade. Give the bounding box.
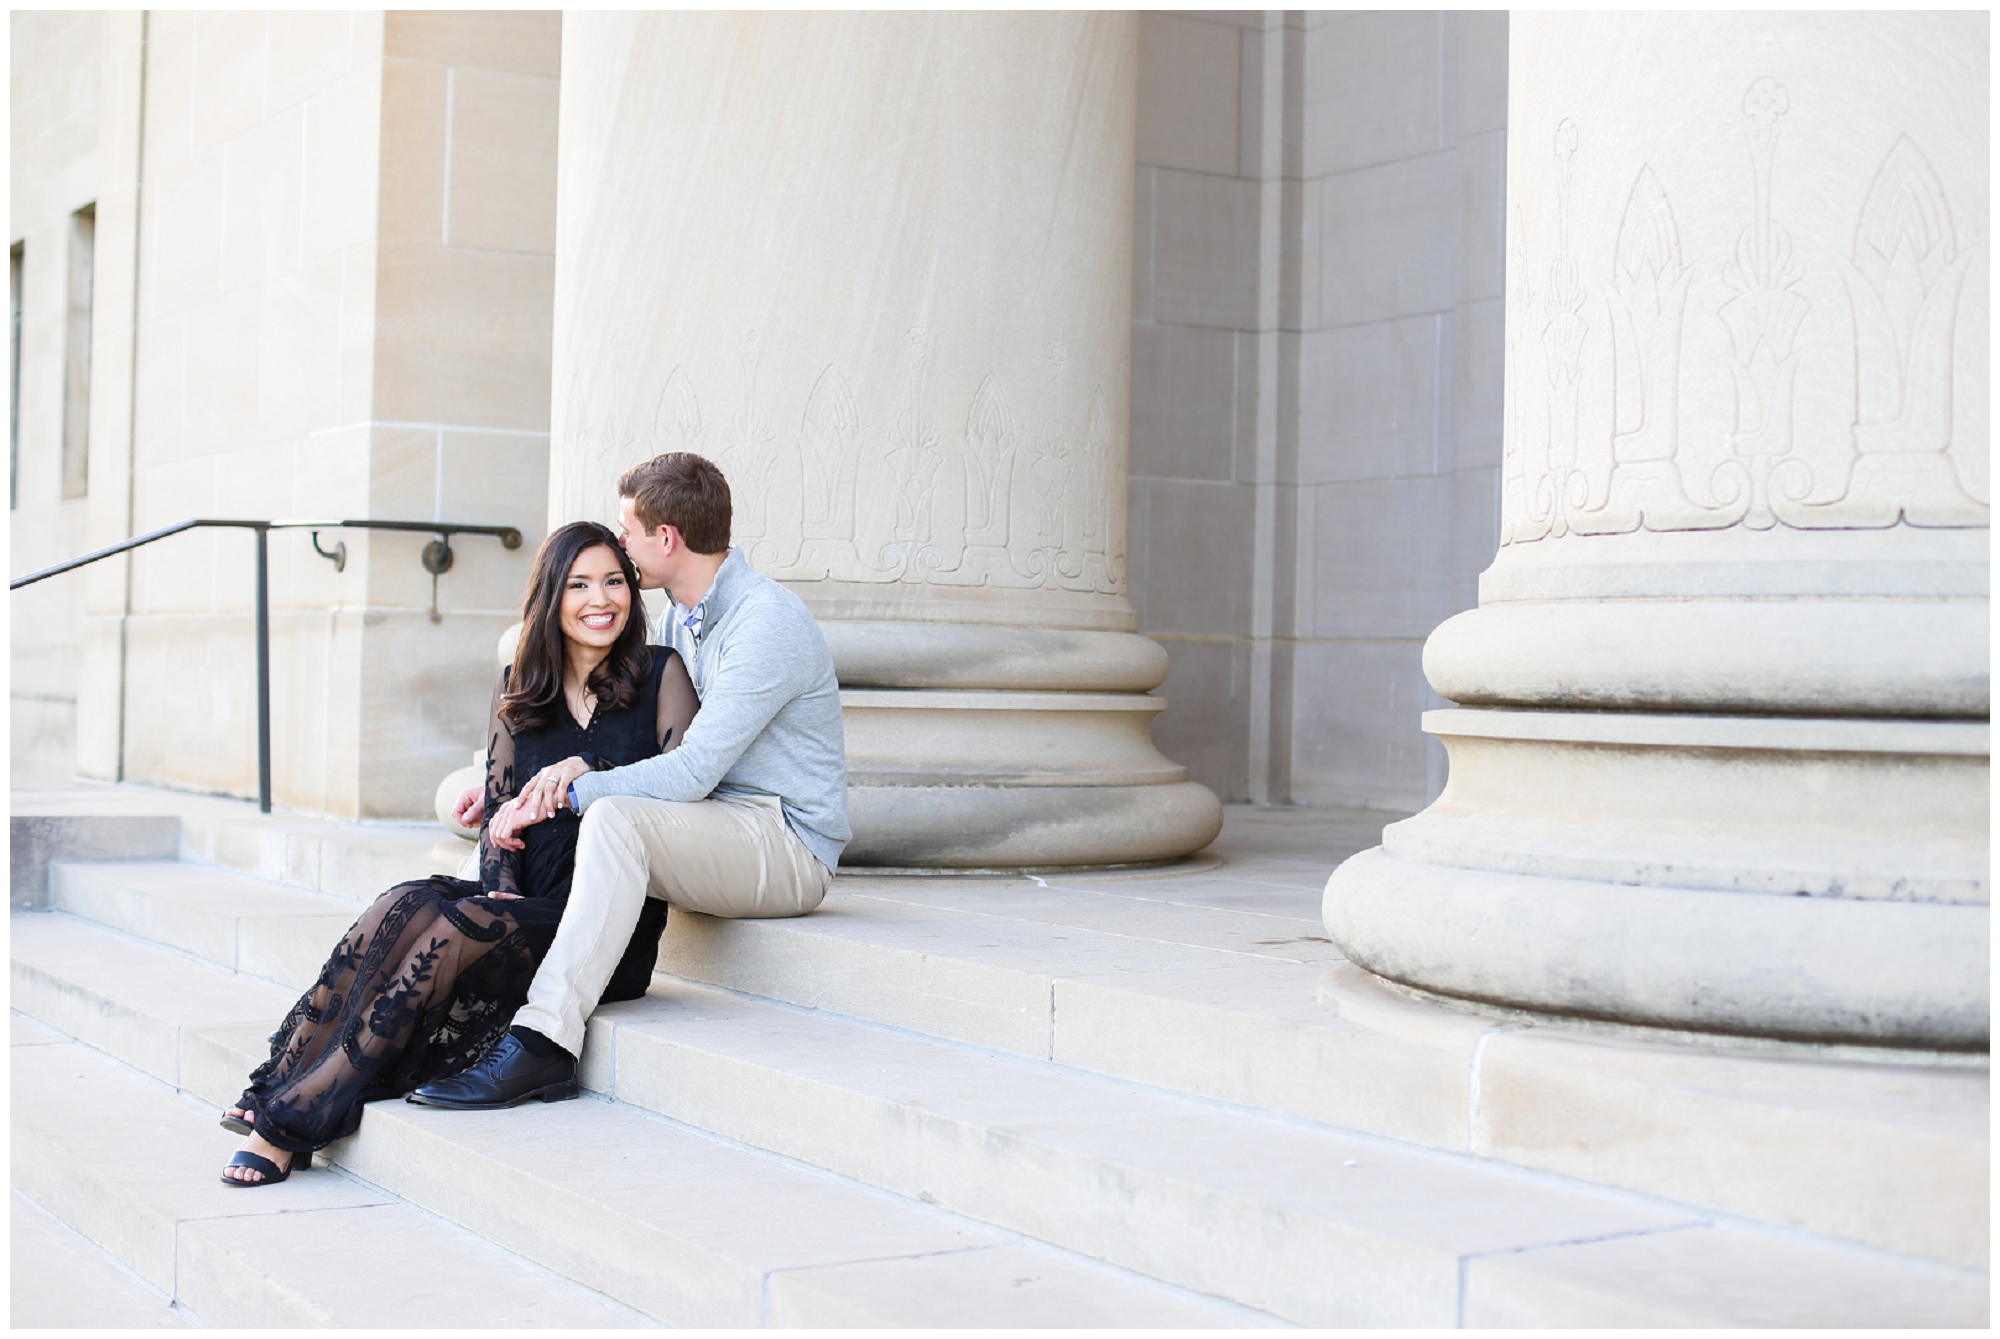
[10,10,1505,841]
[11,11,562,816]
[8,9,1987,1017]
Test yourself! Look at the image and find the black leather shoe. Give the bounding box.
[406,1033,579,1110]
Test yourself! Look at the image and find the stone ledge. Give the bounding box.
[10,814,180,909]
[820,621,1170,691]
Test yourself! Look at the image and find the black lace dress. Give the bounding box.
[237,646,699,1155]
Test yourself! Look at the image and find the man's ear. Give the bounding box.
[656,523,683,554]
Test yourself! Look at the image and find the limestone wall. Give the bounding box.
[9,12,101,787]
[348,11,559,816]
[1130,12,1508,812]
[26,11,561,818]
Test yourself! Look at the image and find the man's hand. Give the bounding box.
[452,785,484,830]
[486,757,592,852]
[524,756,594,817]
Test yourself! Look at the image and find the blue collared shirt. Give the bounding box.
[671,595,705,645]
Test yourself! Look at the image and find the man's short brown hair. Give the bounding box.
[619,452,731,554]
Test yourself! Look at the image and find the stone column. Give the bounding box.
[1324,13,1988,1047]
[549,12,1222,868]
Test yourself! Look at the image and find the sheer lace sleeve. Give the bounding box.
[479,668,523,895]
[483,667,517,812]
[655,649,699,755]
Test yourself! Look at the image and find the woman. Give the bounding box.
[220,521,699,1185]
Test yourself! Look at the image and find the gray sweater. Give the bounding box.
[569,548,851,871]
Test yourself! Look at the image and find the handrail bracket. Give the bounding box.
[309,530,347,572]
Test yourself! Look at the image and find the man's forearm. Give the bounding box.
[571,745,714,809]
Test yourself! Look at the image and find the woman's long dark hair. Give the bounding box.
[502,521,652,734]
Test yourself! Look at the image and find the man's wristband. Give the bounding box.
[567,781,579,813]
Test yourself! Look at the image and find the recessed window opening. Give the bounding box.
[10,240,22,511]
[62,203,94,500]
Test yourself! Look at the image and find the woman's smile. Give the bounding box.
[558,544,633,647]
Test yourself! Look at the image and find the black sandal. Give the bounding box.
[219,1110,253,1136]
[219,1148,307,1187]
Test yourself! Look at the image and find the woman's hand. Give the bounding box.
[523,756,594,817]
[485,795,547,851]
[452,785,484,829]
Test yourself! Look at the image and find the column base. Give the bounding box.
[1324,847,1987,1049]
[831,641,1222,870]
[846,780,1223,870]
[1322,706,1990,1049]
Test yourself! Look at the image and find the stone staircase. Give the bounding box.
[10,787,1989,1327]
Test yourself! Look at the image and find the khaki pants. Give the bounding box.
[513,793,831,1053]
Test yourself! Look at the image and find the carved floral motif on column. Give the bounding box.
[883,328,942,579]
[1779,135,1987,528]
[1526,119,1590,539]
[562,322,1128,596]
[796,366,864,556]
[1710,78,1814,531]
[1502,81,1986,546]
[1569,164,1744,534]
[718,328,779,547]
[1500,205,1539,546]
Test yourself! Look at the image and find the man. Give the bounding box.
[410,451,848,1108]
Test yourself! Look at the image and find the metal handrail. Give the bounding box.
[11,518,524,813]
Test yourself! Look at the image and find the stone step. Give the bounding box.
[10,812,180,909]
[39,844,1993,1275]
[10,912,1270,1328]
[12,911,300,1091]
[576,977,1986,1327]
[1460,1217,1989,1328]
[659,873,1484,1133]
[12,786,463,904]
[51,859,364,995]
[16,903,1989,1329]
[11,1178,191,1327]
[10,1020,647,1327]
[659,876,1991,1269]
[51,859,360,992]
[1469,1020,1988,1271]
[19,790,1991,1284]
[322,1067,1267,1328]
